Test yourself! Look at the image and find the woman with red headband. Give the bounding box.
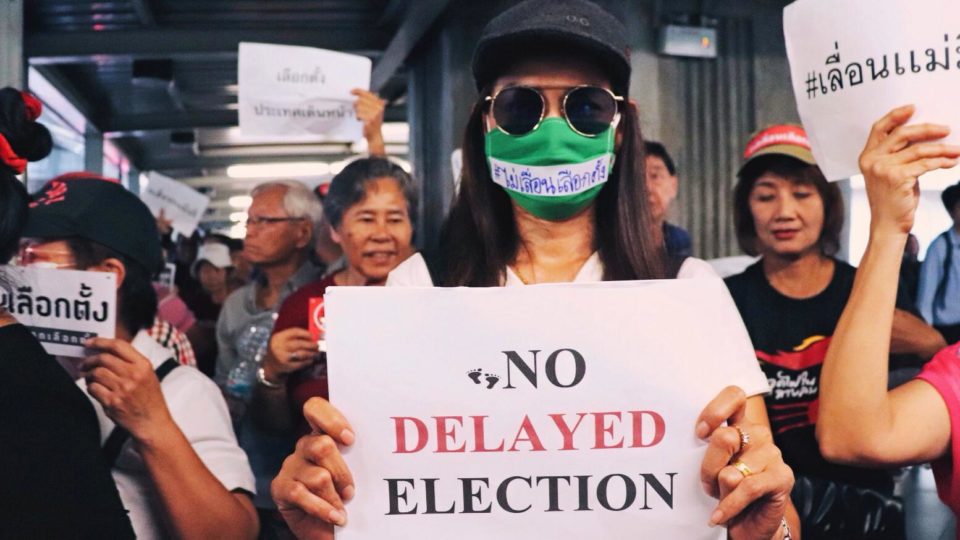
[0,87,135,537]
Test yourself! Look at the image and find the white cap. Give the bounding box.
[191,243,233,277]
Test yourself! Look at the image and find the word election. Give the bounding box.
[276,67,326,85]
[805,35,960,100]
[384,472,678,515]
[0,283,108,322]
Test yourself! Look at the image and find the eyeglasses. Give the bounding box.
[16,243,76,269]
[484,85,624,137]
[245,216,306,227]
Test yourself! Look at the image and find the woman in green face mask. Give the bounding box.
[272,1,798,538]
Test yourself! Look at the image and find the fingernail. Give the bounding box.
[696,421,709,439]
[83,338,93,346]
[342,485,355,502]
[701,481,712,494]
[329,509,346,526]
[341,428,355,446]
[709,509,723,526]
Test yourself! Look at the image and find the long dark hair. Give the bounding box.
[433,89,668,286]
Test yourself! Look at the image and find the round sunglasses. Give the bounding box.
[484,85,624,137]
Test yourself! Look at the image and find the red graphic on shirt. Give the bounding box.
[756,335,831,371]
[758,335,829,435]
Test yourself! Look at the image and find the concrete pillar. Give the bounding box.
[0,0,24,89]
[405,2,512,250]
[84,132,104,174]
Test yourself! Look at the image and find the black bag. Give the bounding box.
[792,474,904,539]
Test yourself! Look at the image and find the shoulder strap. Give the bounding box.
[935,232,953,311]
[101,358,180,468]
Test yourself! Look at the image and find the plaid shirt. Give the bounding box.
[148,318,196,368]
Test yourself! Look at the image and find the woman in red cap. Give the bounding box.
[725,124,945,538]
[272,1,797,538]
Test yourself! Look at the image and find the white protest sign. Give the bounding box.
[784,0,960,180]
[326,280,768,540]
[238,42,372,141]
[0,266,116,357]
[141,172,210,237]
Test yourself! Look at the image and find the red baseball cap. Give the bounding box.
[738,124,816,175]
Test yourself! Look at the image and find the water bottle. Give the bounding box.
[224,322,273,417]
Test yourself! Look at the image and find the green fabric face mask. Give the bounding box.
[485,117,615,221]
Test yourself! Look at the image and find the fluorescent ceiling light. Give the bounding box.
[228,195,253,208]
[226,162,332,178]
[230,212,248,222]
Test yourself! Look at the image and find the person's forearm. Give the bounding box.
[890,309,947,360]
[818,230,906,461]
[135,421,258,540]
[251,380,295,433]
[368,134,386,156]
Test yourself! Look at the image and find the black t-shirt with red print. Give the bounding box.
[725,259,897,492]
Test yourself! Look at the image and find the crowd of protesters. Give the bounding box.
[6,1,960,539]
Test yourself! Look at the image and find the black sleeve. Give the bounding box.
[0,324,135,540]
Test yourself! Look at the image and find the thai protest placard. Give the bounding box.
[141,172,210,237]
[0,266,116,357]
[325,280,768,540]
[238,42,372,141]
[784,0,960,180]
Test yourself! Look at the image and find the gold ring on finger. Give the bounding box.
[731,459,753,478]
[734,425,750,452]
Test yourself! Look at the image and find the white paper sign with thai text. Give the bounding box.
[0,266,116,357]
[238,42,372,141]
[784,0,960,180]
[142,172,210,237]
[325,280,769,540]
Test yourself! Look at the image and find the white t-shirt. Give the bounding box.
[78,331,256,540]
[387,251,721,286]
[387,252,769,398]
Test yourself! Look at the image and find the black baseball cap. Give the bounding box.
[24,173,163,273]
[472,0,631,94]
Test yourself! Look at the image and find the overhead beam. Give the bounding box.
[371,0,452,91]
[102,104,407,133]
[130,0,156,26]
[26,28,391,64]
[140,152,358,172]
[31,65,101,131]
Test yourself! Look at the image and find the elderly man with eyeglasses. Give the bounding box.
[214,179,324,534]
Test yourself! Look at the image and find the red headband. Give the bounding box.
[0,91,45,173]
[20,91,42,122]
[0,134,27,174]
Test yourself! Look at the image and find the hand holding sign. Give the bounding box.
[272,397,356,538]
[859,106,960,237]
[351,89,386,156]
[81,336,177,443]
[697,388,794,539]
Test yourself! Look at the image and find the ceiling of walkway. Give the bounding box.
[24,0,449,228]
